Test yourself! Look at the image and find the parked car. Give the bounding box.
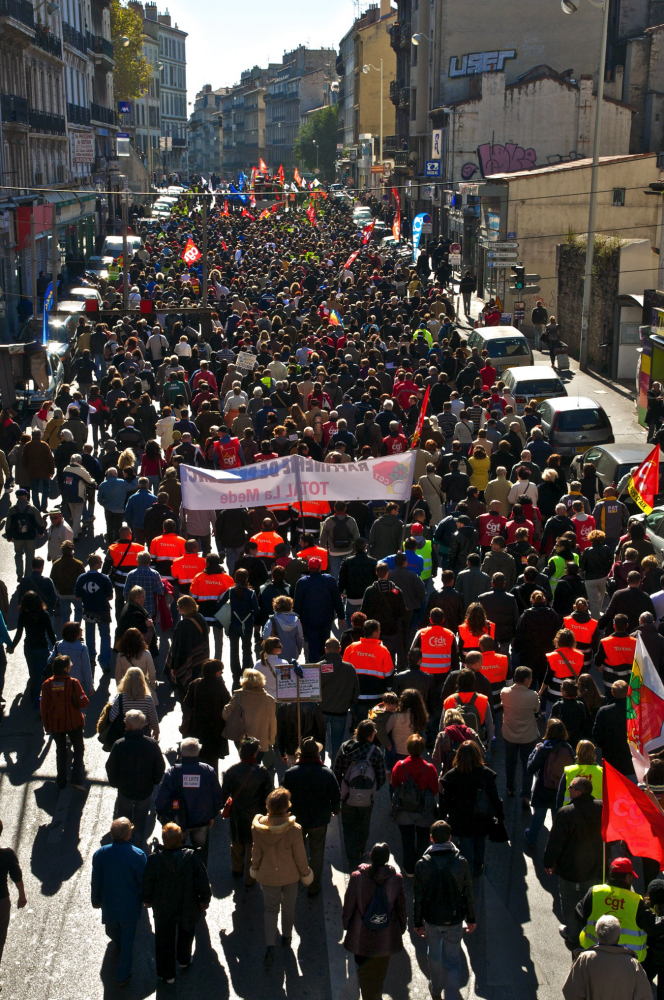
[537,396,614,457]
[60,287,103,308]
[465,326,533,374]
[85,256,113,279]
[579,445,664,509]
[501,365,568,412]
[100,235,143,259]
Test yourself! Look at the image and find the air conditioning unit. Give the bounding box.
[56,164,66,182]
[35,172,44,186]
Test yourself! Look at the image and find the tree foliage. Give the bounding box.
[293,105,339,180]
[110,0,152,102]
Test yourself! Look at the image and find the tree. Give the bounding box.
[110,0,152,102]
[293,105,339,180]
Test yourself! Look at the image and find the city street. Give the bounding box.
[0,358,646,1000]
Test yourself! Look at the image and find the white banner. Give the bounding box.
[180,452,416,510]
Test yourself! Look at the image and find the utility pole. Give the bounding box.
[201,195,208,309]
[121,180,128,311]
[30,208,37,319]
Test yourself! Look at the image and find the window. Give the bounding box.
[486,337,530,358]
[612,188,626,206]
[557,408,610,432]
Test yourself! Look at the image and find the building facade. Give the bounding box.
[221,64,276,177]
[188,84,227,179]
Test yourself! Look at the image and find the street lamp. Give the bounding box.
[362,59,383,164]
[312,138,319,170]
[411,31,433,45]
[563,0,609,371]
[112,35,130,47]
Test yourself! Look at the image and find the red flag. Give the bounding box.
[392,210,401,242]
[221,240,228,252]
[306,203,316,226]
[278,164,285,184]
[294,167,303,187]
[627,444,660,514]
[223,199,230,216]
[344,249,360,270]
[602,759,664,862]
[241,208,255,220]
[362,219,376,245]
[259,157,268,174]
[258,209,270,220]
[392,186,401,211]
[250,193,256,208]
[411,385,431,449]
[181,238,202,264]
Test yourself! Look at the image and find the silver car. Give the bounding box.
[580,445,664,505]
[634,506,664,564]
[536,396,614,457]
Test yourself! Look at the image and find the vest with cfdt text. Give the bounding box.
[580,884,647,961]
[419,626,454,675]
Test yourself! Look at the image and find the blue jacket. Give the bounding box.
[155,760,223,828]
[91,841,146,923]
[383,550,424,574]
[124,488,157,529]
[98,476,134,513]
[218,586,260,637]
[48,638,93,693]
[74,569,114,618]
[293,572,344,627]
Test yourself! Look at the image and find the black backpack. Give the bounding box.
[363,879,392,931]
[391,774,425,817]
[332,515,352,549]
[422,856,464,926]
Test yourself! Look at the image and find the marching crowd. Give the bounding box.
[0,189,660,999]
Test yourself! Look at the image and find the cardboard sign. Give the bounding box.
[235,350,257,371]
[275,665,322,702]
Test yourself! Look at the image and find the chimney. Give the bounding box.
[158,10,171,25]
[144,2,158,20]
[128,0,144,14]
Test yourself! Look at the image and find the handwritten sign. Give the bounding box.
[275,665,322,703]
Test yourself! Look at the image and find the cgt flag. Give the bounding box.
[344,249,360,271]
[181,238,202,265]
[627,444,660,513]
[361,219,376,245]
[294,167,303,187]
[392,210,401,242]
[601,759,664,863]
[410,385,430,449]
[306,203,316,226]
[627,633,664,779]
[392,186,401,211]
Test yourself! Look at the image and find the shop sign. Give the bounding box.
[73,132,95,164]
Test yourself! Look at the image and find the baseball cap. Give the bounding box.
[610,857,638,878]
[411,524,424,535]
[308,557,322,571]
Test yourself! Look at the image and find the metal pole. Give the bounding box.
[379,58,383,165]
[146,90,151,190]
[51,203,58,312]
[201,195,208,309]
[578,0,611,373]
[30,209,37,319]
[658,192,664,294]
[121,186,128,311]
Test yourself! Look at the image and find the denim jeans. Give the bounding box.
[305,622,333,663]
[425,922,463,999]
[13,539,36,579]
[504,738,536,798]
[59,597,83,624]
[328,553,349,581]
[30,477,50,511]
[26,646,49,710]
[225,544,246,576]
[324,712,347,765]
[525,805,552,846]
[85,619,111,672]
[458,835,486,875]
[106,920,137,984]
[53,727,84,787]
[229,632,253,687]
[92,353,106,377]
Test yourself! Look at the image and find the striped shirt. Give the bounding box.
[110,693,159,737]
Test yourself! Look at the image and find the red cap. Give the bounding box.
[610,857,638,878]
[308,557,322,571]
[411,524,424,535]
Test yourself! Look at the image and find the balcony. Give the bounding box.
[393,150,409,168]
[62,21,87,53]
[389,80,399,104]
[87,32,114,64]
[33,25,62,58]
[29,109,66,135]
[67,101,90,126]
[0,93,29,125]
[90,102,115,125]
[172,137,187,147]
[390,23,410,50]
[382,135,401,153]
[0,0,35,34]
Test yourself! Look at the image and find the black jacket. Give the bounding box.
[426,586,465,633]
[361,580,407,636]
[387,566,426,611]
[592,699,635,776]
[439,765,504,837]
[105,730,165,800]
[549,698,592,748]
[576,874,661,939]
[448,526,478,573]
[632,623,664,678]
[542,794,603,883]
[338,552,378,601]
[143,502,174,545]
[277,702,326,757]
[512,605,561,676]
[142,846,211,928]
[391,667,437,712]
[552,575,588,617]
[478,588,519,642]
[282,759,341,829]
[319,651,361,715]
[220,760,273,844]
[580,542,614,581]
[215,508,253,548]
[598,586,656,633]
[413,842,475,927]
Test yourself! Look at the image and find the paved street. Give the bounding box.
[0,353,646,1000]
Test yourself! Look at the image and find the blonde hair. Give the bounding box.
[177,595,198,617]
[118,665,149,701]
[241,668,266,691]
[118,448,137,471]
[542,468,558,483]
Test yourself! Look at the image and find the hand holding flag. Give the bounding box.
[627,444,660,513]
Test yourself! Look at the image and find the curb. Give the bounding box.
[584,368,636,403]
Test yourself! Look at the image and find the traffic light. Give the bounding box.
[512,264,525,290]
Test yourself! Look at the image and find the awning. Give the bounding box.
[42,188,97,225]
[617,293,644,308]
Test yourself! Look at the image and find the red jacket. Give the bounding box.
[383,432,409,455]
[41,674,88,732]
[391,755,438,794]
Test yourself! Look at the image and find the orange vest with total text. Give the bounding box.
[546,647,585,679]
[293,501,329,519]
[299,545,328,571]
[171,553,206,585]
[150,533,187,562]
[600,634,637,667]
[344,638,394,679]
[479,652,509,686]
[420,626,455,674]
[190,571,234,601]
[458,621,495,650]
[251,531,283,559]
[109,541,143,571]
[563,615,599,646]
[444,690,489,723]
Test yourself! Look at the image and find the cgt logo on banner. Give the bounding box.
[181,238,202,264]
[180,452,416,510]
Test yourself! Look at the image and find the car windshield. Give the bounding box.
[558,408,609,432]
[515,378,564,395]
[488,338,529,358]
[47,324,69,344]
[617,463,664,490]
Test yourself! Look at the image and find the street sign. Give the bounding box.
[118,101,131,114]
[514,301,526,310]
[422,223,433,233]
[510,285,541,293]
[450,243,461,254]
[488,262,514,268]
[425,160,442,177]
[480,241,519,249]
[449,254,461,266]
[370,164,384,174]
[487,252,518,258]
[507,231,517,238]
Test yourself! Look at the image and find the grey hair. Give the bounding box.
[640,612,655,624]
[70,453,82,464]
[595,914,621,945]
[180,737,201,757]
[124,417,135,425]
[60,429,73,441]
[124,709,147,730]
[106,467,118,477]
[137,551,152,565]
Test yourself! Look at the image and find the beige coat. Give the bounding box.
[484,476,514,517]
[562,944,651,1000]
[115,650,158,704]
[419,472,443,526]
[250,815,312,886]
[222,687,277,751]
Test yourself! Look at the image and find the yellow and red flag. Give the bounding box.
[628,444,660,513]
[294,167,303,187]
[259,158,268,174]
[410,385,431,449]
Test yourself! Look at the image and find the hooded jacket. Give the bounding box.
[250,814,312,886]
[413,841,475,927]
[368,513,405,561]
[142,845,211,928]
[342,863,407,957]
[262,611,303,661]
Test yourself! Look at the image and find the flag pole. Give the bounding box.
[603,840,606,884]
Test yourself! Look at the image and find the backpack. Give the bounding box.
[453,694,487,745]
[331,515,352,549]
[341,753,377,807]
[543,743,574,790]
[391,773,424,816]
[422,856,465,926]
[363,880,392,932]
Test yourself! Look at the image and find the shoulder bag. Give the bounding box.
[222,692,246,742]
[221,763,256,819]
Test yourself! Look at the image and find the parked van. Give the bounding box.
[101,234,143,259]
[465,326,533,374]
[501,365,568,412]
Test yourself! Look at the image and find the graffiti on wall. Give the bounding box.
[478,142,537,176]
[449,50,516,77]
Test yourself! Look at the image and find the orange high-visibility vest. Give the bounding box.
[419,625,455,675]
[458,621,495,651]
[190,571,234,601]
[108,541,144,584]
[546,648,584,680]
[345,637,394,698]
[480,652,509,687]
[171,553,206,587]
[250,531,283,559]
[600,634,637,667]
[299,545,328,571]
[150,533,187,563]
[563,615,599,647]
[443,690,489,722]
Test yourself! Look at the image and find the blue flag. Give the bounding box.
[42,280,55,345]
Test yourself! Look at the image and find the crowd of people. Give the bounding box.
[0,188,661,999]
